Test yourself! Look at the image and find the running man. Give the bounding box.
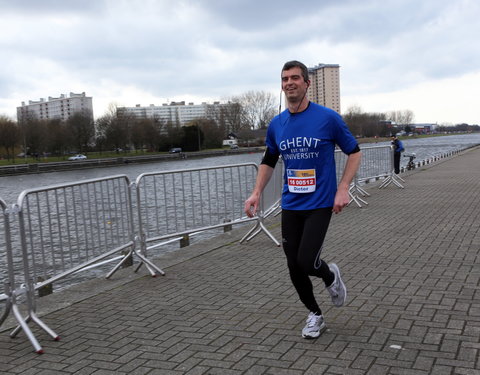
[244,60,361,338]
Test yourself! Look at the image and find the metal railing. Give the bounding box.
[14,175,137,286]
[2,175,162,353]
[239,159,284,242]
[0,198,11,326]
[134,163,280,275]
[334,146,385,207]
[0,196,57,354]
[356,145,392,183]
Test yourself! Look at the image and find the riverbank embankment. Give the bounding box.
[0,147,264,176]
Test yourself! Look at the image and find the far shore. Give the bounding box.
[0,132,476,170]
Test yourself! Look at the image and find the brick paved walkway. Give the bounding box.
[1,146,480,374]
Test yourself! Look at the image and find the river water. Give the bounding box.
[362,133,480,166]
[2,133,480,204]
[0,152,264,204]
[1,132,480,221]
[1,133,479,299]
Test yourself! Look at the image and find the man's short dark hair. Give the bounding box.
[282,60,309,82]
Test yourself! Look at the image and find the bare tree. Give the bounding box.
[45,119,68,156]
[0,115,19,160]
[238,90,277,129]
[186,118,223,149]
[387,110,415,126]
[23,117,48,158]
[165,121,183,150]
[66,112,95,152]
[343,106,388,137]
[131,118,163,153]
[117,111,136,150]
[206,101,242,136]
[16,109,38,157]
[96,103,134,152]
[95,103,118,152]
[343,105,364,137]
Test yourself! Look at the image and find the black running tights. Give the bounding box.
[281,208,335,315]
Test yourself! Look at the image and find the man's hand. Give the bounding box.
[244,193,260,218]
[333,151,361,214]
[332,186,350,214]
[243,164,274,218]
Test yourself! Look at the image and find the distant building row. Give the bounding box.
[118,63,342,124]
[17,92,93,123]
[116,101,230,126]
[16,62,341,125]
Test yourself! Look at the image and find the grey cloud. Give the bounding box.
[193,0,351,30]
[1,0,479,122]
[0,0,104,15]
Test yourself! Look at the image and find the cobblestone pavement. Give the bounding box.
[1,147,480,375]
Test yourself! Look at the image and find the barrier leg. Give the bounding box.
[356,185,371,198]
[0,298,11,327]
[348,182,369,208]
[30,311,60,341]
[106,239,165,278]
[134,261,144,274]
[0,282,12,327]
[244,227,262,242]
[240,216,280,247]
[132,251,165,277]
[257,221,280,247]
[262,200,281,219]
[106,248,135,278]
[379,173,404,189]
[348,192,368,207]
[10,303,44,354]
[240,221,260,243]
[109,252,164,278]
[9,282,58,354]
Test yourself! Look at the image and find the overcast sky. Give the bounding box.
[1,0,479,124]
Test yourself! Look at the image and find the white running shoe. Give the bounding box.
[301,312,326,339]
[327,263,347,307]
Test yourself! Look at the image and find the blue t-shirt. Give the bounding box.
[265,102,358,210]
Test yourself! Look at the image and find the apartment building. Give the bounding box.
[117,101,229,127]
[17,92,93,122]
[307,63,341,113]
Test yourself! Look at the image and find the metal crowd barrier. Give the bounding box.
[334,149,369,208]
[356,145,391,183]
[239,158,284,242]
[260,158,284,217]
[334,145,403,207]
[377,145,405,189]
[0,196,57,354]
[14,175,136,286]
[0,147,435,353]
[134,163,280,275]
[3,175,163,353]
[0,198,12,327]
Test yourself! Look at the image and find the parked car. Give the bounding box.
[169,148,182,153]
[68,154,87,161]
[230,144,239,149]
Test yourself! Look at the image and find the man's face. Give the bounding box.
[281,67,309,102]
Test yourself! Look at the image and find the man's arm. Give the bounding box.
[244,164,274,217]
[333,151,362,214]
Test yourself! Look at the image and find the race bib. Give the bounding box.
[287,169,316,193]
